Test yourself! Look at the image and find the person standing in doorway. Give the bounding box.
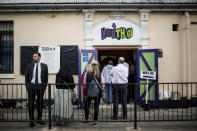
[111,57,128,120]
[128,60,136,103]
[123,61,129,70]
[25,52,48,127]
[102,60,113,104]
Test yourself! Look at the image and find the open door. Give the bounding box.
[136,49,158,105]
[78,49,98,105]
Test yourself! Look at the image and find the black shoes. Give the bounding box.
[36,119,46,125]
[80,119,88,124]
[111,116,117,120]
[122,116,128,120]
[29,122,35,127]
[111,116,127,120]
[29,120,45,127]
[93,121,99,126]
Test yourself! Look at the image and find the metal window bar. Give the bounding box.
[194,84,197,119]
[16,84,18,120]
[182,83,184,120]
[191,83,193,120]
[168,83,170,120]
[0,21,14,73]
[6,84,8,121]
[177,83,178,120]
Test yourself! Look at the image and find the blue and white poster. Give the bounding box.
[83,53,89,62]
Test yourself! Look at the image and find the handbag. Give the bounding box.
[92,75,105,101]
[64,82,77,104]
[70,89,77,104]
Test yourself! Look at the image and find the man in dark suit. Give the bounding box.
[25,52,48,127]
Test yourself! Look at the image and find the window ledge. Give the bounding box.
[0,74,14,79]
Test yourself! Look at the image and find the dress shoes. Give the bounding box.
[36,119,46,125]
[29,122,35,127]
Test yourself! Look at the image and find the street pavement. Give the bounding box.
[0,121,197,131]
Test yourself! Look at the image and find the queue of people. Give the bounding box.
[25,52,134,127]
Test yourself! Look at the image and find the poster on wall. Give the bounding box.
[83,53,89,62]
[38,46,60,74]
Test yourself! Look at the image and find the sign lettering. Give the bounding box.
[101,23,133,40]
[140,71,156,80]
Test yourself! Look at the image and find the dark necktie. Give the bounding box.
[35,64,38,83]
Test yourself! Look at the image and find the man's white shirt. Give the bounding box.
[111,64,128,84]
[31,63,42,84]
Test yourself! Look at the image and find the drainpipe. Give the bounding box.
[185,12,191,99]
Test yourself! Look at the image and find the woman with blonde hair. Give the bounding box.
[84,61,104,125]
[82,64,93,117]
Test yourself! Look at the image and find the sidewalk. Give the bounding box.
[0,121,197,131]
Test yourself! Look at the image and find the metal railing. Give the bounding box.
[0,82,196,129]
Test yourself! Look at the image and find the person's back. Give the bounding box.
[102,60,113,103]
[111,57,128,120]
[123,61,129,69]
[111,64,128,84]
[129,64,135,76]
[102,64,113,83]
[86,72,101,97]
[56,72,64,89]
[55,71,75,89]
[86,71,101,84]
[54,62,75,121]
[84,61,104,125]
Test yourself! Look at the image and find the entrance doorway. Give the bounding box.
[97,48,137,103]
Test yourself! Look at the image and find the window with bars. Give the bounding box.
[0,21,14,73]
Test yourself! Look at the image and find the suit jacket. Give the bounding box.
[25,62,48,89]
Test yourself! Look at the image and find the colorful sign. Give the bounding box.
[83,53,89,62]
[93,19,140,46]
[101,23,133,40]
